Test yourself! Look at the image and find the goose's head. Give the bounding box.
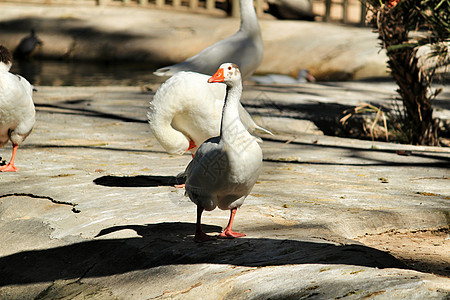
[0,45,12,72]
[208,63,241,86]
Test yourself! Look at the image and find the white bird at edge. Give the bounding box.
[183,63,263,242]
[0,45,36,172]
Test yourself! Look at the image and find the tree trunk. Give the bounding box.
[377,7,438,145]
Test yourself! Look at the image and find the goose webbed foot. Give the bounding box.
[0,144,18,172]
[218,208,245,239]
[194,231,217,243]
[218,229,246,239]
[0,163,18,172]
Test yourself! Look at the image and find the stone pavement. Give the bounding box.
[0,82,449,299]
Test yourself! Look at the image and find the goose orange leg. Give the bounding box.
[194,205,217,242]
[218,208,246,239]
[187,140,196,152]
[0,143,19,172]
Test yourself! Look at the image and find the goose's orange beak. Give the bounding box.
[208,68,224,83]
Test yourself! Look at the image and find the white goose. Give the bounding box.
[0,45,36,172]
[154,0,263,81]
[148,0,267,156]
[148,71,269,155]
[184,63,262,242]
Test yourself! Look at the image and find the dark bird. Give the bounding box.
[13,29,43,60]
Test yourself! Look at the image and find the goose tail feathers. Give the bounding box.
[254,124,273,136]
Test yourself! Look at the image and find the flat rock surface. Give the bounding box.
[0,82,449,299]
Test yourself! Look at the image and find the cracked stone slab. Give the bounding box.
[0,85,449,299]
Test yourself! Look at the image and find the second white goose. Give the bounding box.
[148,70,269,155]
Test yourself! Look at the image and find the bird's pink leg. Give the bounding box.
[218,208,246,238]
[194,206,217,242]
[0,143,18,172]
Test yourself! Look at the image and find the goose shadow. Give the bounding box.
[0,222,409,287]
[93,175,185,187]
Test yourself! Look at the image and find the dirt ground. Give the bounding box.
[356,227,450,277]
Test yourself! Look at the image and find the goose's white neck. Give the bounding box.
[239,0,260,35]
[0,62,12,72]
[220,81,247,144]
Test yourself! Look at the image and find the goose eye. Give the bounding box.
[228,66,232,70]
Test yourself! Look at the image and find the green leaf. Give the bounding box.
[387,43,416,52]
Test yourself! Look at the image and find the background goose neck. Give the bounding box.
[239,0,260,34]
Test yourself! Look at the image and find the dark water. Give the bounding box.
[11,58,450,87]
[10,59,164,86]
